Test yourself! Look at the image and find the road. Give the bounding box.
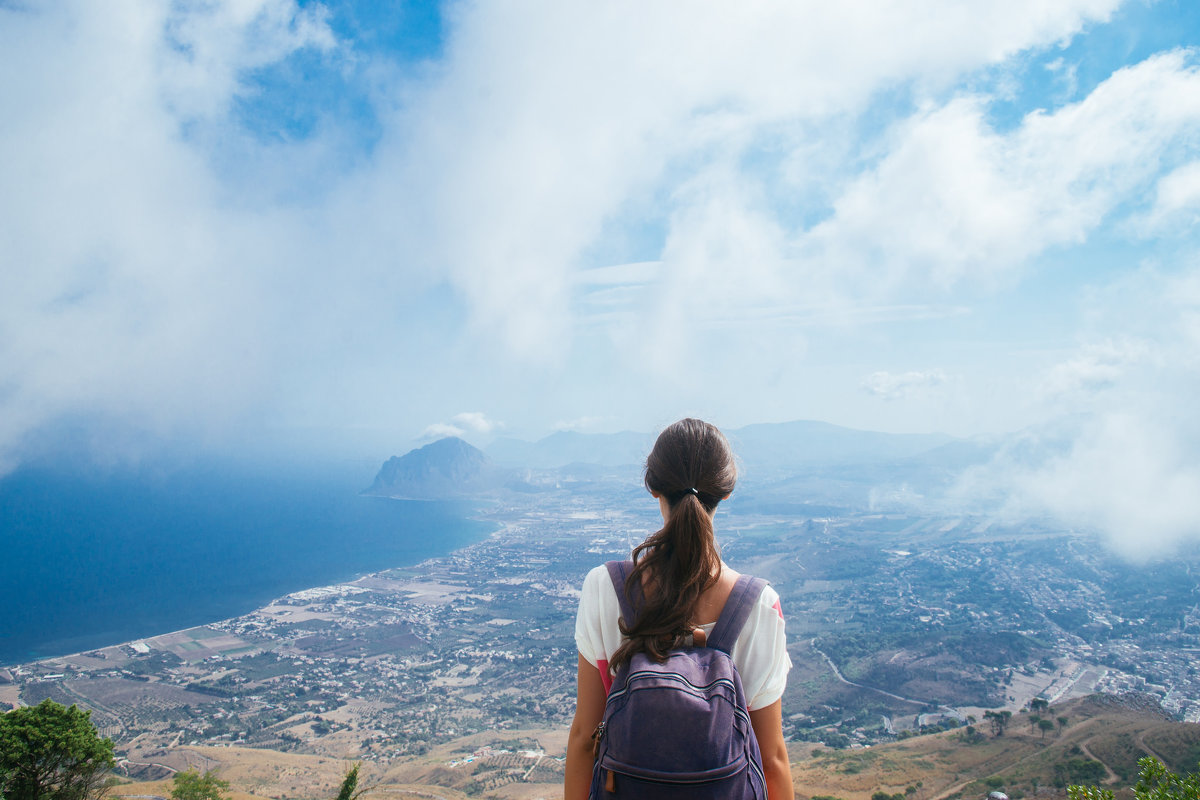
[810,639,926,706]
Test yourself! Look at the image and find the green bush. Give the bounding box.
[1068,756,1200,800]
[171,769,230,800]
[1055,758,1107,786]
[0,700,114,800]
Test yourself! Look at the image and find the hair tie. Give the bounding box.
[686,487,699,496]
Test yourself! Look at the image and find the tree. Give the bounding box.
[335,763,366,800]
[1058,715,1069,731]
[1030,698,1049,713]
[1029,714,1042,733]
[0,700,114,800]
[1038,718,1055,738]
[1068,757,1200,800]
[983,709,1012,737]
[171,769,230,800]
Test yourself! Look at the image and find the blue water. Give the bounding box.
[0,460,492,666]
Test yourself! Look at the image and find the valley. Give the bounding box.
[6,483,1200,798]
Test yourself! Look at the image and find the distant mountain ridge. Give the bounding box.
[487,420,963,474]
[366,420,998,506]
[487,430,654,469]
[728,420,954,469]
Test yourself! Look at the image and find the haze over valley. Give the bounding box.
[5,422,1200,799]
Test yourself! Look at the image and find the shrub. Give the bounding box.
[1068,756,1200,800]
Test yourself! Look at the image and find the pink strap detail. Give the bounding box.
[597,658,612,693]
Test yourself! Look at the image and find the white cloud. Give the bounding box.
[365,0,1128,361]
[1022,414,1200,560]
[1039,339,1153,398]
[861,370,948,400]
[1137,160,1200,233]
[419,412,503,441]
[951,266,1200,558]
[1044,57,1080,101]
[161,0,335,121]
[0,0,335,464]
[804,50,1200,294]
[419,422,468,441]
[451,412,501,434]
[962,412,1200,561]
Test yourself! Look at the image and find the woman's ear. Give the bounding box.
[650,490,661,499]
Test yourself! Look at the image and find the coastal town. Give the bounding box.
[3,489,1200,789]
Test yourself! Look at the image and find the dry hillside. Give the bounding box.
[110,694,1200,800]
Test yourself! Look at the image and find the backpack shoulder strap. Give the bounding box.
[605,560,639,627]
[706,574,768,654]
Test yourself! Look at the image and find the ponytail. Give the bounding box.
[609,420,736,670]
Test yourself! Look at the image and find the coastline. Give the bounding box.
[3,503,502,672]
[1,505,585,771]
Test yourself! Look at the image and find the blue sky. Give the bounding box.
[3,0,1200,551]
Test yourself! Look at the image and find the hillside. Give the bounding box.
[107,695,1200,800]
[790,694,1200,800]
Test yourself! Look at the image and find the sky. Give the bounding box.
[3,0,1200,553]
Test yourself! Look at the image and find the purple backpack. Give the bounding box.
[589,560,769,800]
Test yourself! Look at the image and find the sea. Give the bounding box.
[0,459,493,667]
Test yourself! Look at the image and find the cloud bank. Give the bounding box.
[4,0,1200,560]
[953,268,1200,558]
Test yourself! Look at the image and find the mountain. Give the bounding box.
[364,437,503,499]
[487,430,655,469]
[487,421,959,474]
[728,420,956,476]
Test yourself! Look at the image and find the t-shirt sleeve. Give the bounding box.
[574,565,610,667]
[737,585,791,711]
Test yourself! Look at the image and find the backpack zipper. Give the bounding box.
[591,720,606,759]
[610,671,750,726]
[611,670,737,699]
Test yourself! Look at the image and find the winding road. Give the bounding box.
[810,639,927,706]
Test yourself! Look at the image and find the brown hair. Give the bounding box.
[610,418,738,669]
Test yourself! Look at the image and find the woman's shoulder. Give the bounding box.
[753,580,784,621]
[580,563,621,599]
[727,566,784,620]
[583,562,617,585]
[722,564,779,602]
[578,563,623,623]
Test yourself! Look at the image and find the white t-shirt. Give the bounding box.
[574,563,791,711]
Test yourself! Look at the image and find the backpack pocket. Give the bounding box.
[602,663,750,774]
[602,751,749,783]
[590,754,762,800]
